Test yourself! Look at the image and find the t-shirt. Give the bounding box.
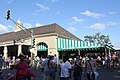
[60,61,72,77]
[54,56,58,64]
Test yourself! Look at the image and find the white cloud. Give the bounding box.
[107,22,119,26]
[36,3,49,11]
[84,26,89,29]
[50,0,58,2]
[34,3,49,15]
[90,23,106,30]
[112,42,120,49]
[23,23,43,28]
[23,23,33,29]
[0,23,10,34]
[67,26,77,33]
[90,21,120,30]
[35,23,43,27]
[108,11,116,15]
[72,16,84,23]
[4,0,13,3]
[68,22,76,27]
[81,10,104,19]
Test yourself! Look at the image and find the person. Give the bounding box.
[0,55,4,69]
[85,55,97,80]
[34,56,40,69]
[15,55,35,80]
[24,56,30,68]
[101,56,105,67]
[118,55,120,68]
[40,55,45,72]
[106,55,111,68]
[43,55,55,80]
[112,53,117,67]
[73,56,83,80]
[60,56,72,80]
[54,54,58,71]
[5,57,10,69]
[97,56,101,66]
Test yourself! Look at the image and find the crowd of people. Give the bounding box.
[0,54,35,80]
[0,52,120,80]
[96,53,120,68]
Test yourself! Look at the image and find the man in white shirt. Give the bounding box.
[60,56,72,80]
[54,54,58,65]
[54,54,58,71]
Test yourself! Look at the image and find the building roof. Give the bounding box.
[0,23,81,42]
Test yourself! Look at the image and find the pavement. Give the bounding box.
[1,67,120,80]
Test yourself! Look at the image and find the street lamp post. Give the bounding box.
[5,10,35,65]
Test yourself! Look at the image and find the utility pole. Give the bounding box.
[5,10,35,65]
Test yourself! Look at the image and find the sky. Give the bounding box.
[0,0,120,49]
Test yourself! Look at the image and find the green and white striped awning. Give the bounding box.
[37,43,48,51]
[57,38,103,51]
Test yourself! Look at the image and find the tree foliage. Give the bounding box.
[84,32,111,46]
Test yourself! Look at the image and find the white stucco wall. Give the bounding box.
[0,33,59,58]
[34,34,58,56]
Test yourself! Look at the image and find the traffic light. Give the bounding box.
[13,40,16,45]
[6,10,10,20]
[32,38,35,48]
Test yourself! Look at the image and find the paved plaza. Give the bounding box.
[1,67,120,80]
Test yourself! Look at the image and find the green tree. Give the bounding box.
[84,35,94,42]
[84,32,112,46]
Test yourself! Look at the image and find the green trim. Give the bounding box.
[74,40,76,48]
[80,41,82,47]
[62,38,64,49]
[57,38,104,51]
[71,39,72,48]
[65,39,67,49]
[68,39,70,49]
[93,43,95,46]
[86,42,88,47]
[77,40,78,48]
[83,41,85,47]
[37,44,48,51]
[60,38,62,49]
[90,42,92,46]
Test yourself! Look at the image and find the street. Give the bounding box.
[1,67,120,80]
